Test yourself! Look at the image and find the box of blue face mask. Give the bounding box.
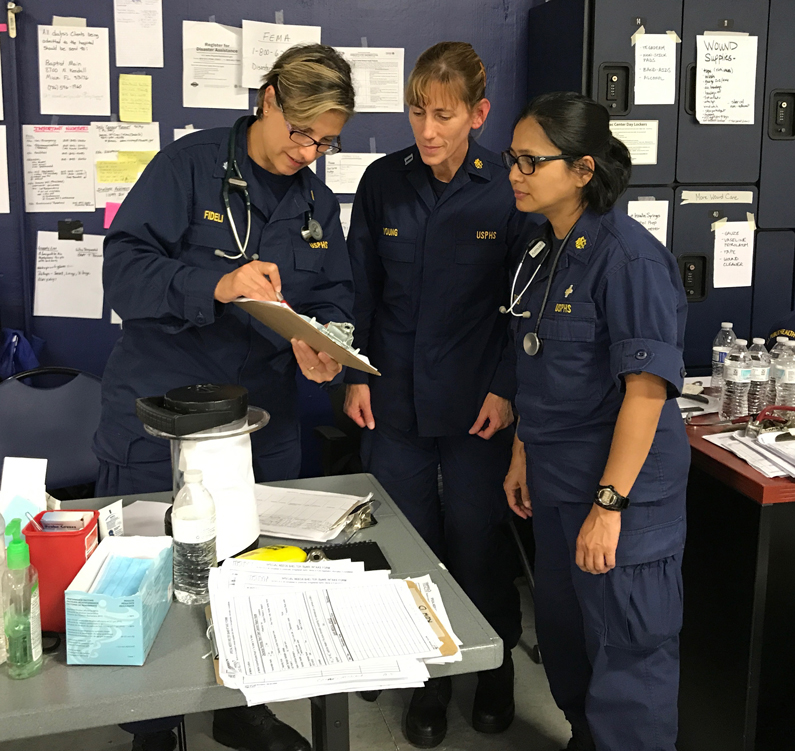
[64,536,173,666]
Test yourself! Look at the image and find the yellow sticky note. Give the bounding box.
[96,161,142,184]
[117,150,157,166]
[119,74,152,123]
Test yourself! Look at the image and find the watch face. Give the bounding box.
[597,488,620,508]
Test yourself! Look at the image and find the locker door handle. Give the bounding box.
[769,91,795,140]
[678,256,707,302]
[597,63,631,116]
[684,64,696,116]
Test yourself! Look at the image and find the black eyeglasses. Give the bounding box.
[501,150,574,175]
[285,123,342,155]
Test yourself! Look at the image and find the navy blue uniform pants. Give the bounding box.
[361,421,521,649]
[532,502,683,751]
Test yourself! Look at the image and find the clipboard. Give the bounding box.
[234,299,380,375]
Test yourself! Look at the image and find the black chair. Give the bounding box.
[0,366,102,498]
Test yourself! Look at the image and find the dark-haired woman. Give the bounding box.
[503,92,689,751]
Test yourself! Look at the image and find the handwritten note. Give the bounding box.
[38,26,110,116]
[119,74,152,123]
[34,231,104,319]
[713,221,754,288]
[609,120,658,165]
[22,125,93,212]
[242,20,321,89]
[114,0,163,68]
[96,161,142,184]
[627,200,669,246]
[634,34,676,105]
[696,34,758,125]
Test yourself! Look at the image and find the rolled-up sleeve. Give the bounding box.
[603,257,685,398]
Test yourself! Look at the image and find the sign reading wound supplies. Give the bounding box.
[696,34,758,125]
[713,221,754,289]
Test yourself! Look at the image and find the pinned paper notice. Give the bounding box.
[96,161,142,184]
[627,200,669,246]
[324,153,384,194]
[241,20,321,89]
[680,190,754,205]
[104,202,122,228]
[609,120,658,165]
[696,34,758,125]
[634,34,677,105]
[117,150,157,165]
[174,127,201,141]
[0,126,9,214]
[339,202,353,239]
[119,74,152,123]
[114,0,164,68]
[337,48,405,113]
[713,221,754,288]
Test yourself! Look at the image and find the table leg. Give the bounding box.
[310,693,350,751]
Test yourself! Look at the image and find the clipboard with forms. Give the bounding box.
[234,298,380,376]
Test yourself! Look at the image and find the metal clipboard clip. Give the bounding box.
[305,497,381,562]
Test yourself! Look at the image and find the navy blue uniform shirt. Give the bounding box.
[344,140,539,436]
[94,117,354,464]
[513,207,690,506]
[767,313,795,349]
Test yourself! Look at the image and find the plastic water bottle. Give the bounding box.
[720,339,751,419]
[172,469,217,605]
[748,338,771,414]
[776,343,795,408]
[711,322,737,389]
[767,336,790,405]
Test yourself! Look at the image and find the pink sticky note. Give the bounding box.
[0,24,7,32]
[104,202,122,229]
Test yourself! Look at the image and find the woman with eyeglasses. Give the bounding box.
[94,44,354,751]
[502,91,689,751]
[343,42,538,748]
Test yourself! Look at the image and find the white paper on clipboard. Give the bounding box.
[234,299,380,375]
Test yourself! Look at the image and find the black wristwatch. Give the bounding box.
[594,485,630,511]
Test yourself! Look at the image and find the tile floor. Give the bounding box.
[0,587,570,751]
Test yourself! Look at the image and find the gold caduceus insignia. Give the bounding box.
[473,158,483,169]
[575,236,587,249]
[565,285,574,298]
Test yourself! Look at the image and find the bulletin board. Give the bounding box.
[0,0,537,376]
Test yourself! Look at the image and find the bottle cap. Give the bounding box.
[721,322,733,328]
[735,339,747,346]
[753,338,765,345]
[777,336,789,343]
[5,518,30,570]
[184,469,203,484]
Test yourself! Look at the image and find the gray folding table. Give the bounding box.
[0,474,501,751]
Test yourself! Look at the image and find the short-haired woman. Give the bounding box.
[96,44,356,751]
[503,91,689,751]
[344,42,537,747]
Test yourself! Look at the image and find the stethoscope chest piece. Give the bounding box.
[301,214,324,242]
[523,332,543,357]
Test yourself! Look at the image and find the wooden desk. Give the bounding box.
[678,426,795,751]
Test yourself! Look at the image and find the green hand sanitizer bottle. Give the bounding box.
[3,519,43,679]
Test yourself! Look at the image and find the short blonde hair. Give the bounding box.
[256,44,355,127]
[406,42,487,111]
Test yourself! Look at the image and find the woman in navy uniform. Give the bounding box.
[344,42,536,748]
[503,91,690,751]
[94,45,355,751]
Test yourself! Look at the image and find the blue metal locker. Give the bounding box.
[616,187,675,250]
[752,231,795,338]
[528,0,684,185]
[672,186,758,371]
[676,0,769,184]
[758,0,795,229]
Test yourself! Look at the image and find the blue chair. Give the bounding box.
[0,367,102,495]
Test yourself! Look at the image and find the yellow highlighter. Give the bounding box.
[236,545,308,563]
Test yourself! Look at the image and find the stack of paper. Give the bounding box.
[209,558,459,705]
[255,485,372,542]
[704,430,795,478]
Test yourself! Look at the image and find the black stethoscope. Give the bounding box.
[499,225,575,356]
[214,116,324,262]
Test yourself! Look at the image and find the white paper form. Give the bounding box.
[114,0,163,68]
[627,200,669,246]
[0,127,9,214]
[337,48,404,113]
[339,202,353,239]
[23,125,94,213]
[91,122,160,208]
[713,221,754,288]
[174,127,202,141]
[1,457,48,546]
[609,120,658,165]
[241,20,321,90]
[634,34,677,105]
[34,231,104,319]
[183,21,249,110]
[38,26,111,116]
[325,153,384,194]
[696,34,758,125]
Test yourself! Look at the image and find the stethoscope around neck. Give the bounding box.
[499,225,576,356]
[214,116,324,262]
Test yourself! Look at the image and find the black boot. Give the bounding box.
[472,648,515,733]
[405,676,452,748]
[359,689,382,702]
[212,705,311,751]
[560,720,596,751]
[131,730,176,751]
